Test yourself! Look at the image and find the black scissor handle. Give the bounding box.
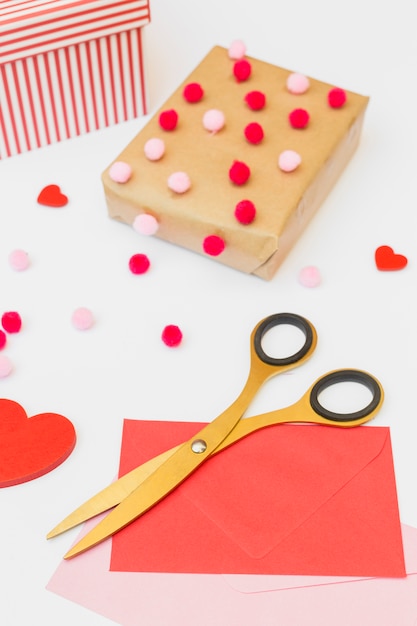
[253,313,315,366]
[309,369,382,423]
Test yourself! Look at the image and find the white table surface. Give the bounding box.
[1,1,416,624]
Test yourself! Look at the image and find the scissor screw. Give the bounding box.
[191,439,207,454]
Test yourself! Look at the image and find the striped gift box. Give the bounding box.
[0,0,151,158]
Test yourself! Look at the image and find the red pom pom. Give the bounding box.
[244,122,264,144]
[159,109,178,131]
[161,325,183,347]
[1,311,22,334]
[229,160,251,185]
[203,235,225,256]
[288,108,310,129]
[233,59,251,82]
[244,90,266,111]
[183,82,204,103]
[328,87,347,108]
[128,253,150,274]
[234,200,256,225]
[0,329,6,350]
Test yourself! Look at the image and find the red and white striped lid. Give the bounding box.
[0,0,151,64]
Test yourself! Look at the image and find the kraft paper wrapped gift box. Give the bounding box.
[0,0,150,159]
[102,45,369,279]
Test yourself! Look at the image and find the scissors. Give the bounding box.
[47,312,383,559]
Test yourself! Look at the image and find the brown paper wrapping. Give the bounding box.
[102,46,369,279]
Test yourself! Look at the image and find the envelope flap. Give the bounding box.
[118,420,390,560]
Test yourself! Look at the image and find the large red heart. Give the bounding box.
[375,245,408,271]
[0,399,76,487]
[37,184,68,207]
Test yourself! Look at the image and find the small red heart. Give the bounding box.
[375,245,408,271]
[0,399,76,487]
[37,184,68,207]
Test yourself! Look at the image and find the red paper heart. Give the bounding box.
[375,245,408,271]
[37,184,68,207]
[0,399,76,487]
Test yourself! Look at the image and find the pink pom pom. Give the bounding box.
[286,73,310,94]
[203,235,225,256]
[167,172,191,194]
[161,325,183,347]
[109,161,132,183]
[144,138,165,161]
[0,355,12,378]
[235,200,256,225]
[133,214,159,236]
[278,150,302,172]
[328,87,347,108]
[71,307,94,331]
[228,40,247,60]
[8,249,30,271]
[298,266,321,288]
[203,109,225,133]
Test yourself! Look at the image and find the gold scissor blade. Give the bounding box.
[47,445,180,539]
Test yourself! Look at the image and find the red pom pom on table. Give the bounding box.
[183,82,204,103]
[159,109,178,131]
[129,253,150,274]
[328,87,347,108]
[1,311,22,334]
[244,122,264,144]
[229,160,251,185]
[244,90,266,111]
[234,200,256,225]
[203,235,225,256]
[288,108,310,129]
[233,59,252,82]
[161,325,183,347]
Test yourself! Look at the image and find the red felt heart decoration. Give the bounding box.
[37,184,68,207]
[0,399,76,487]
[375,245,408,271]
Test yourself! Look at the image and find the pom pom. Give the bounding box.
[233,59,251,82]
[228,40,247,60]
[0,355,12,378]
[229,160,251,185]
[161,325,183,347]
[278,150,302,172]
[234,200,256,225]
[71,307,94,331]
[109,161,132,183]
[0,329,6,350]
[203,109,225,133]
[288,108,310,129]
[159,109,178,131]
[133,214,159,236]
[129,253,150,275]
[244,90,266,111]
[183,82,204,103]
[167,172,191,194]
[298,266,321,288]
[144,138,165,161]
[244,122,264,144]
[1,311,22,334]
[286,73,310,94]
[8,249,30,271]
[203,235,225,256]
[328,87,347,108]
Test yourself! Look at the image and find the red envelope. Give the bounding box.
[110,420,405,578]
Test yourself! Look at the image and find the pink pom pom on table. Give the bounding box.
[0,355,12,378]
[71,307,95,330]
[298,266,321,288]
[109,161,132,183]
[8,249,30,271]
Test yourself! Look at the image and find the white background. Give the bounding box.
[1,1,416,624]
